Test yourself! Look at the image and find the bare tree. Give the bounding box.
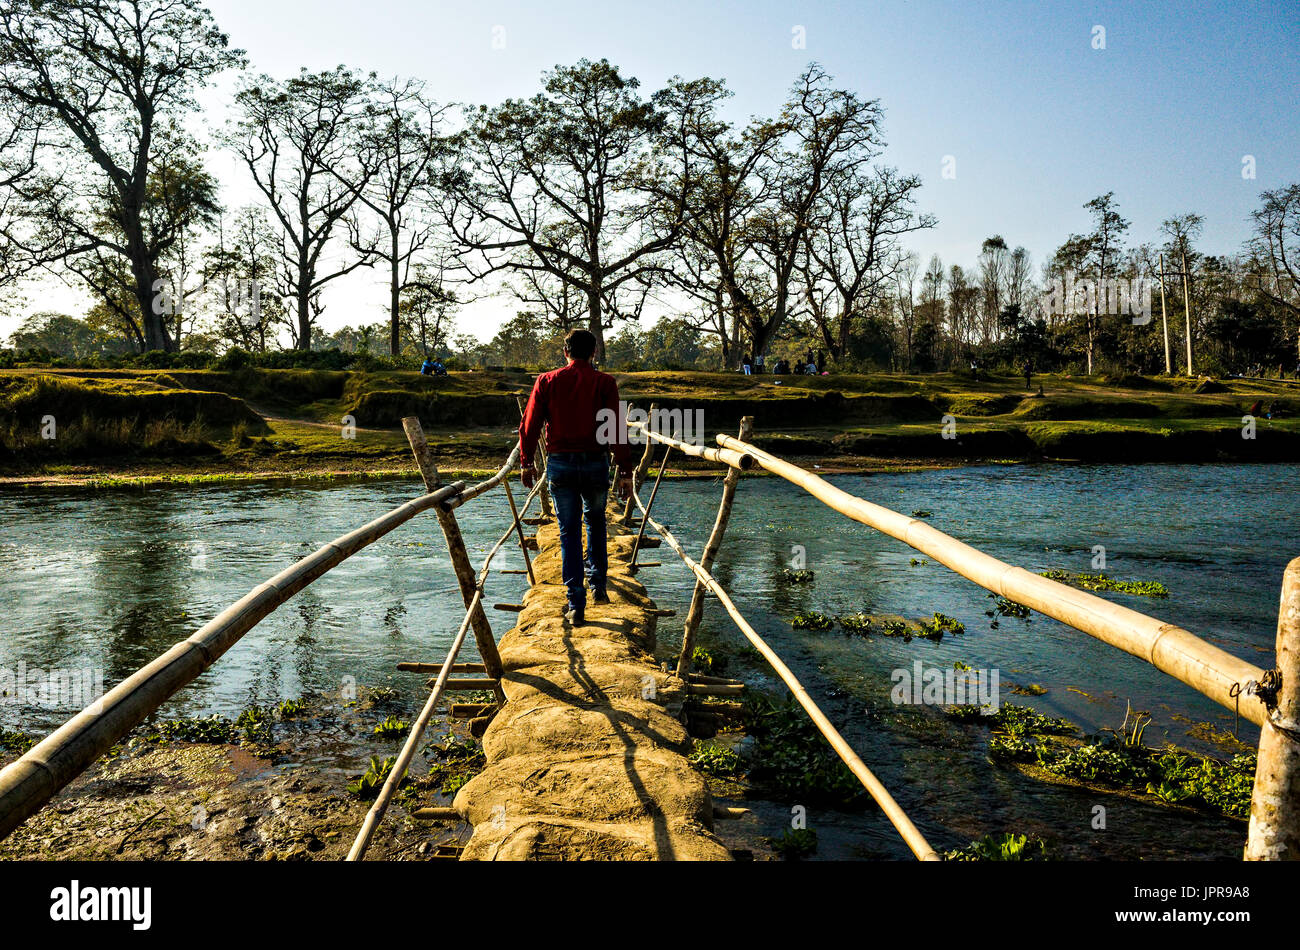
[439,59,694,359]
[0,0,244,351]
[347,77,449,356]
[231,67,377,350]
[1248,185,1299,356]
[800,164,934,362]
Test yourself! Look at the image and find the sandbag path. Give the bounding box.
[451,509,732,860]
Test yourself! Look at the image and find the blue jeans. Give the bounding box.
[546,452,610,611]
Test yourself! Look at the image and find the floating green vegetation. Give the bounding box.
[878,618,912,637]
[276,698,307,719]
[916,612,965,640]
[373,715,412,739]
[1040,570,1170,597]
[150,714,234,744]
[766,828,818,860]
[235,706,274,745]
[348,755,399,799]
[0,728,36,755]
[690,740,742,776]
[744,695,863,806]
[791,612,835,632]
[911,509,933,518]
[439,773,471,796]
[987,594,1031,619]
[778,568,815,584]
[945,832,1048,862]
[424,732,481,763]
[1010,683,1048,697]
[367,686,400,705]
[836,612,874,636]
[972,702,1257,819]
[691,646,727,675]
[909,558,929,567]
[947,702,1076,737]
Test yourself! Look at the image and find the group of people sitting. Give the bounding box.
[420,356,448,376]
[741,350,825,376]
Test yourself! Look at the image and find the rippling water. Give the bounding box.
[3,462,1296,858]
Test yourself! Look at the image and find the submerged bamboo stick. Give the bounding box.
[633,484,941,862]
[677,416,753,678]
[622,402,658,525]
[0,479,465,842]
[502,476,536,586]
[348,587,480,861]
[719,435,1270,728]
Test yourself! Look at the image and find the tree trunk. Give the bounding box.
[390,226,401,357]
[587,282,604,362]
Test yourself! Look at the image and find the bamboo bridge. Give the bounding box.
[1,407,1298,861]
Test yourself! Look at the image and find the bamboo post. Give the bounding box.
[1158,252,1172,375]
[502,475,536,586]
[1181,249,1194,376]
[622,402,658,525]
[631,438,673,569]
[402,417,506,703]
[677,416,753,678]
[516,394,553,518]
[1245,557,1300,860]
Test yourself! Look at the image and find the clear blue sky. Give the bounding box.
[7,0,1299,342]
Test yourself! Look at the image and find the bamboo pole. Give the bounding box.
[676,416,753,678]
[1245,557,1300,860]
[502,476,536,586]
[631,439,673,569]
[627,420,753,471]
[1182,249,1194,376]
[402,417,506,704]
[348,473,545,860]
[347,587,479,861]
[0,480,464,842]
[632,484,941,862]
[1159,252,1172,375]
[622,402,658,525]
[719,435,1270,727]
[516,394,553,518]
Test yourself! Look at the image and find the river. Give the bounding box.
[3,461,1296,858]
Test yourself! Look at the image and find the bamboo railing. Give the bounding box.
[629,417,1299,860]
[0,420,534,845]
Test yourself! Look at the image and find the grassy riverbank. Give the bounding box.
[3,366,1298,486]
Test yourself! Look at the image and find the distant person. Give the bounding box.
[794,359,806,375]
[430,358,448,376]
[742,353,753,375]
[519,329,633,626]
[804,361,817,376]
[806,348,815,368]
[816,349,826,373]
[1023,358,1034,391]
[1249,400,1263,417]
[420,357,435,376]
[754,353,765,374]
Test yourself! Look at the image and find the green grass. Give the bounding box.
[5,367,1299,477]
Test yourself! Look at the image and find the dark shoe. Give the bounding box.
[592,589,610,605]
[565,605,585,625]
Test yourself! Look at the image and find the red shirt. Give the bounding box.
[519,359,632,475]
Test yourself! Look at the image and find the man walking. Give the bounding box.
[519,329,633,625]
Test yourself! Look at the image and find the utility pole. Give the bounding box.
[1181,249,1194,376]
[1158,252,1172,375]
